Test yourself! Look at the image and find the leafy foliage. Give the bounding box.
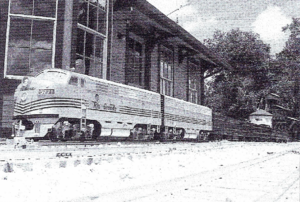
[277,18,300,62]
[272,18,300,117]
[204,29,271,118]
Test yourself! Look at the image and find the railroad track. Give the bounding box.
[0,140,240,163]
[37,139,203,146]
[70,145,300,202]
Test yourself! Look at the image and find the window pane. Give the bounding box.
[34,0,56,18]
[135,42,142,54]
[88,3,97,30]
[95,36,103,58]
[81,79,85,87]
[6,1,57,77]
[9,18,31,47]
[30,49,52,73]
[97,9,106,34]
[98,0,106,10]
[32,20,54,45]
[76,28,85,55]
[85,32,94,57]
[84,58,91,75]
[90,59,102,78]
[128,38,134,50]
[75,56,85,74]
[30,20,53,73]
[166,81,170,96]
[168,64,172,79]
[69,77,78,86]
[10,0,33,15]
[6,47,30,76]
[36,71,68,83]
[78,2,88,26]
[163,62,167,78]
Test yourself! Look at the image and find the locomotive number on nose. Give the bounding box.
[38,89,55,95]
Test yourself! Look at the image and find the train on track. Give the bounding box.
[12,69,288,143]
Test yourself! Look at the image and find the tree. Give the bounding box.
[274,18,300,117]
[277,18,300,62]
[204,29,271,118]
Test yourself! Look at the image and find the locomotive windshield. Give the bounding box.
[36,71,68,83]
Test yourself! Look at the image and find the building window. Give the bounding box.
[126,38,143,86]
[5,0,58,78]
[76,0,107,78]
[160,46,173,96]
[189,78,198,104]
[189,62,198,104]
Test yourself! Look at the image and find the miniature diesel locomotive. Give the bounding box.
[12,69,212,142]
[12,69,289,143]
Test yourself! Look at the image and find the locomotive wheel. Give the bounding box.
[47,132,58,142]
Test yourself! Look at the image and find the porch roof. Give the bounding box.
[113,0,232,71]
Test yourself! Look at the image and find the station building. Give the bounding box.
[0,0,230,137]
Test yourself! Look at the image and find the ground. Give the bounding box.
[0,141,299,202]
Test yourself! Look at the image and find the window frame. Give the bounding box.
[4,0,58,80]
[76,0,108,78]
[160,45,174,97]
[189,78,198,104]
[69,76,79,86]
[126,37,143,86]
[188,61,199,104]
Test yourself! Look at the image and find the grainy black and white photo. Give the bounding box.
[0,0,300,201]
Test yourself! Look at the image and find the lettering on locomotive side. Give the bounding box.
[93,101,101,109]
[38,89,55,95]
[92,101,116,112]
[103,103,116,112]
[56,153,72,158]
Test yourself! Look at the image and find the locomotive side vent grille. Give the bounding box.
[119,106,153,118]
[14,98,83,114]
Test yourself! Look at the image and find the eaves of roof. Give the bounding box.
[113,0,232,71]
[250,109,273,116]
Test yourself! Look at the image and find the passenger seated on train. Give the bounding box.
[75,58,85,74]
[72,124,80,138]
[86,124,94,138]
[149,128,156,140]
[62,121,71,138]
[20,77,29,91]
[179,129,185,139]
[168,129,174,139]
[137,127,143,140]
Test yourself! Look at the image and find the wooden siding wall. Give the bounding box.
[174,49,188,101]
[55,0,66,69]
[0,0,11,137]
[110,11,127,84]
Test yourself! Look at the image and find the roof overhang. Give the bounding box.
[113,0,232,71]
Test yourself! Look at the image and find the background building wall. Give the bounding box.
[0,0,64,137]
[0,0,16,138]
[110,11,126,84]
[174,51,188,101]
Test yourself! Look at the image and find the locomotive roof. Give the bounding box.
[41,69,211,111]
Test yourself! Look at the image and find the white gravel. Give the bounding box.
[0,141,299,202]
